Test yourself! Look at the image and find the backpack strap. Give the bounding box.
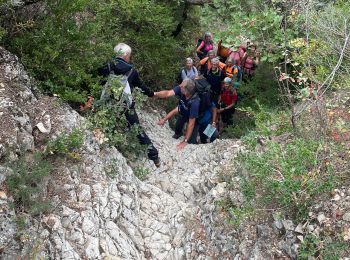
[126,68,133,78]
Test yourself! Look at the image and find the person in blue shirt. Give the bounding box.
[155,79,200,150]
[158,101,218,144]
[196,102,219,143]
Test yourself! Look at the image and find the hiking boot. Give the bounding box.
[172,133,182,139]
[153,158,161,168]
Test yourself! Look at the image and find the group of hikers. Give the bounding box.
[92,32,260,167]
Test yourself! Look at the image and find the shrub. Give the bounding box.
[45,129,84,158]
[236,135,337,219]
[6,153,52,215]
[2,0,198,103]
[298,234,347,260]
[134,167,150,181]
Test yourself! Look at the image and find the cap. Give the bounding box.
[224,77,232,83]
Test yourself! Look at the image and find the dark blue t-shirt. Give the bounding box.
[173,86,200,119]
[204,68,225,94]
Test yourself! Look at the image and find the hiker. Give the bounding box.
[179,57,198,82]
[98,43,160,167]
[230,44,246,66]
[241,44,260,82]
[218,77,238,126]
[158,77,217,144]
[196,32,214,60]
[154,79,200,150]
[158,101,218,144]
[204,57,225,117]
[223,57,242,82]
[197,50,225,76]
[196,100,219,143]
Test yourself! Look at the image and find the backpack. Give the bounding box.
[196,38,204,49]
[233,65,242,81]
[100,62,134,108]
[188,78,212,118]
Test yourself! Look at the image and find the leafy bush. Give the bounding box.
[134,167,150,181]
[2,0,198,103]
[6,153,52,215]
[237,135,337,219]
[87,88,149,159]
[45,129,84,158]
[298,234,347,260]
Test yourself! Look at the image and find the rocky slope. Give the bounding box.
[1,47,350,259]
[0,46,246,259]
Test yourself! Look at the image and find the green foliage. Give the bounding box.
[220,111,256,139]
[104,159,120,178]
[2,0,198,103]
[134,166,150,181]
[45,129,84,158]
[298,234,347,260]
[88,89,148,159]
[200,0,300,62]
[215,197,254,227]
[5,153,53,215]
[237,135,337,219]
[220,63,283,139]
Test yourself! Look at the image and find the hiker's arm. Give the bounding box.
[97,62,112,77]
[196,58,205,70]
[196,41,205,53]
[253,52,260,66]
[241,53,248,67]
[154,89,175,99]
[132,70,154,97]
[158,107,178,126]
[217,98,223,113]
[185,118,196,140]
[212,106,218,127]
[177,118,196,150]
[224,103,235,110]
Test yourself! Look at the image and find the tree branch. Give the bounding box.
[185,0,213,5]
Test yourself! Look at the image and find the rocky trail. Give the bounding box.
[2,46,350,260]
[0,46,247,259]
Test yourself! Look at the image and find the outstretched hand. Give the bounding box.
[158,118,166,126]
[80,96,94,111]
[176,141,187,151]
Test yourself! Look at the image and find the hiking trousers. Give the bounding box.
[174,114,198,144]
[221,107,235,125]
[124,108,159,161]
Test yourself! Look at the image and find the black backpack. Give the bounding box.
[189,78,212,117]
[197,38,204,49]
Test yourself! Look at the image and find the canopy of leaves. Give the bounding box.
[1,0,199,103]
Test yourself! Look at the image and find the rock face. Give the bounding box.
[3,46,349,259]
[0,46,245,259]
